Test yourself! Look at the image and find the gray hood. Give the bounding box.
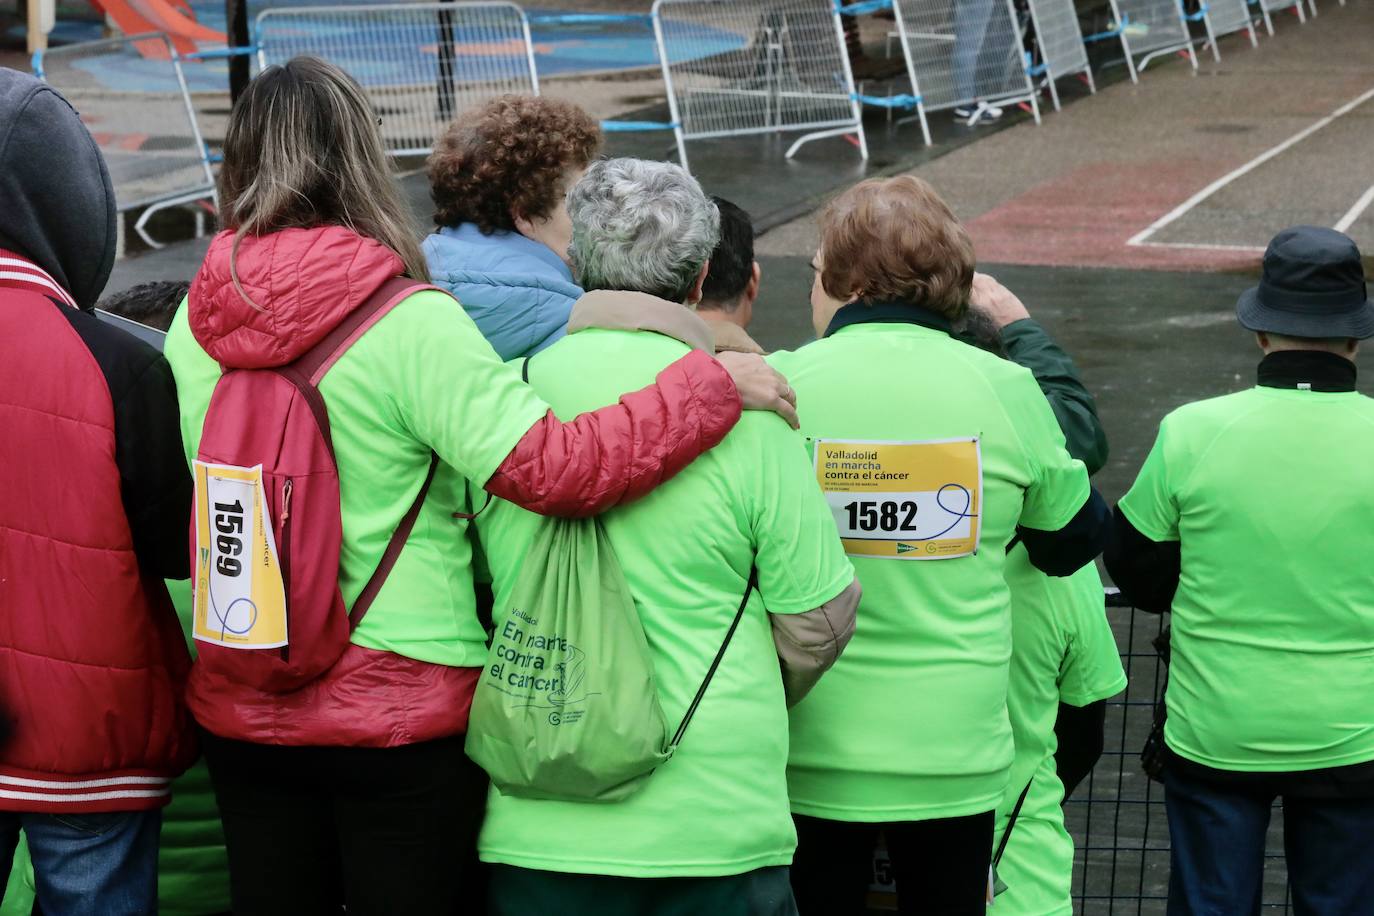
[0,68,117,310]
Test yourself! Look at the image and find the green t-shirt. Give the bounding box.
[475,328,855,878]
[164,291,548,667]
[993,551,1125,916]
[770,322,1091,821]
[1118,386,1374,772]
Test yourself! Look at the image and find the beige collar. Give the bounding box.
[700,315,766,355]
[568,289,715,352]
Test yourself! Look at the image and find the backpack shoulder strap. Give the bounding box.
[294,277,441,385]
[993,779,1034,868]
[274,276,442,631]
[668,567,758,751]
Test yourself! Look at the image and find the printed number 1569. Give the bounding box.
[214,499,245,577]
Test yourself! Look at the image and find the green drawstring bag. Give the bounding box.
[466,516,754,803]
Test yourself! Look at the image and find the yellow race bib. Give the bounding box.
[814,438,982,560]
[192,462,288,649]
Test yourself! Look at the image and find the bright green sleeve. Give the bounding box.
[745,416,855,615]
[1057,570,1128,707]
[163,297,222,469]
[1117,424,1181,542]
[372,291,550,486]
[1011,373,1092,531]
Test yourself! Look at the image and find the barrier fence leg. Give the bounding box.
[1202,8,1222,61]
[890,2,933,146]
[829,3,869,161]
[227,0,249,102]
[1109,1,1140,84]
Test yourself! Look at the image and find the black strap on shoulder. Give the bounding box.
[521,355,533,384]
[993,780,1034,868]
[669,567,758,750]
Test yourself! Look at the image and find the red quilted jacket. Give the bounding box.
[180,227,743,747]
[0,254,196,812]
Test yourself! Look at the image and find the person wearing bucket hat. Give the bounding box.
[1106,227,1374,914]
[1236,225,1374,341]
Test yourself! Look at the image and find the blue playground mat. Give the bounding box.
[49,5,741,93]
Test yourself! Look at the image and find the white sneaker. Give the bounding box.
[954,104,1004,124]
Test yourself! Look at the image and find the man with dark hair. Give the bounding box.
[1107,226,1374,915]
[698,197,765,355]
[0,68,195,915]
[97,280,191,332]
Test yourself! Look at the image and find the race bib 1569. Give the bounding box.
[192,462,288,649]
[814,438,982,560]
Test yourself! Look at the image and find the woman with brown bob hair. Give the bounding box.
[424,94,601,360]
[769,176,1107,914]
[161,57,796,915]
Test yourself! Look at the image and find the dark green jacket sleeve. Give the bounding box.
[1000,318,1109,475]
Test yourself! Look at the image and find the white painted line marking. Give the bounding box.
[1131,241,1267,253]
[1127,83,1374,248]
[1334,184,1374,234]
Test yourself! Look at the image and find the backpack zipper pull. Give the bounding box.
[281,479,293,524]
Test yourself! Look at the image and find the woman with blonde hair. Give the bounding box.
[768,176,1107,914]
[163,57,795,915]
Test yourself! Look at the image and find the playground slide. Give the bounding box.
[88,0,225,58]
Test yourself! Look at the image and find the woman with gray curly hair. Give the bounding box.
[471,158,861,916]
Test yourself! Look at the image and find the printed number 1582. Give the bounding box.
[844,500,918,533]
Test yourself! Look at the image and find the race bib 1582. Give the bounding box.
[814,437,982,560]
[192,462,288,649]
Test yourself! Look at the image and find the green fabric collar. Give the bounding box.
[823,301,953,339]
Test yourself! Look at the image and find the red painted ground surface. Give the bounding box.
[964,160,1257,273]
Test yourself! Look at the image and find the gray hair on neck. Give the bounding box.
[567,158,720,303]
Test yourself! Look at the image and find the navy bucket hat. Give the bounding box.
[1237,226,1374,340]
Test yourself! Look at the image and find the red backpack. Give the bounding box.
[190,278,439,692]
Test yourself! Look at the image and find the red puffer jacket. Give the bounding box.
[0,256,196,812]
[181,227,743,748]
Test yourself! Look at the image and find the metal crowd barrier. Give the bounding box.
[1254,0,1309,35]
[1105,0,1197,81]
[650,0,868,171]
[32,32,217,251]
[1066,599,1294,913]
[888,0,1041,130]
[254,1,538,157]
[1025,0,1096,110]
[1197,0,1260,55]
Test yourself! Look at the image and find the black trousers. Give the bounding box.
[488,864,798,916]
[201,730,489,916]
[790,811,994,916]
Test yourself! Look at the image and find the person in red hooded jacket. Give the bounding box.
[0,69,196,915]
[162,57,797,916]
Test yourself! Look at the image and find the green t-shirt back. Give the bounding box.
[1119,385,1374,772]
[164,291,548,668]
[474,327,854,878]
[993,550,1125,916]
[770,323,1092,822]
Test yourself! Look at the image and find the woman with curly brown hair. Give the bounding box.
[424,95,602,360]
